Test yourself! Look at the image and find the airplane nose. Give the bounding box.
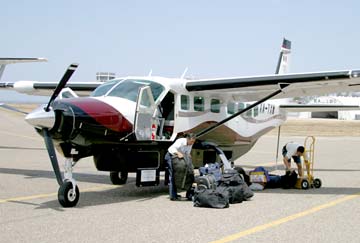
[25,105,55,129]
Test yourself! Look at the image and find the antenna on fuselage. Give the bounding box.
[180,67,188,79]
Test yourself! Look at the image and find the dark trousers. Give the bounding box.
[165,152,177,199]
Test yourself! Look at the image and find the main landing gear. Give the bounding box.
[110,170,128,185]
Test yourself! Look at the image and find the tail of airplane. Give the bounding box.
[275,38,291,74]
[0,58,47,80]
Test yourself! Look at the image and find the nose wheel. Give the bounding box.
[58,181,80,207]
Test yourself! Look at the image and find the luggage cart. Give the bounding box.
[295,136,322,189]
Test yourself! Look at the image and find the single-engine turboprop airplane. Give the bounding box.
[1,40,360,207]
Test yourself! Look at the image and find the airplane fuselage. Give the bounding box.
[27,77,287,172]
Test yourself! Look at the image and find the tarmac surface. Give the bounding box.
[0,107,359,243]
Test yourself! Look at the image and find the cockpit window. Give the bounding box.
[91,79,120,97]
[105,79,165,102]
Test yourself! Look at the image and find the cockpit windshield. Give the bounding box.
[91,79,119,97]
[91,79,165,102]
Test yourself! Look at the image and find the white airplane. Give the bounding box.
[1,40,360,207]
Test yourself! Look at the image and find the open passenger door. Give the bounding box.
[134,86,158,140]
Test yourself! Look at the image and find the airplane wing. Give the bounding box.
[0,58,47,65]
[186,70,360,101]
[0,58,47,80]
[279,104,360,112]
[0,81,102,96]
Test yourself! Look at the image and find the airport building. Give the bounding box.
[298,96,360,120]
[96,72,116,82]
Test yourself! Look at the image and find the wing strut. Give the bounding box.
[195,84,289,138]
[275,125,281,170]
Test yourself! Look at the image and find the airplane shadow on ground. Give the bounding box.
[36,184,171,211]
[0,167,171,211]
[0,167,112,184]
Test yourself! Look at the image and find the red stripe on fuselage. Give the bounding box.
[64,97,132,133]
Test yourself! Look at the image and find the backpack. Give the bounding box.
[196,174,217,190]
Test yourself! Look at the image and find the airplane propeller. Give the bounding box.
[41,63,80,207]
[45,63,79,112]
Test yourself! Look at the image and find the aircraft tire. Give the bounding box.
[58,181,80,207]
[110,171,128,185]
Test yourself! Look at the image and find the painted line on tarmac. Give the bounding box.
[210,193,360,243]
[0,130,42,141]
[0,184,119,204]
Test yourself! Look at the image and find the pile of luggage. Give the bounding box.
[170,142,254,208]
[193,162,254,209]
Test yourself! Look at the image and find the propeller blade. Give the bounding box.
[45,63,79,111]
[43,128,63,186]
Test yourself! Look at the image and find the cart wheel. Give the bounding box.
[301,179,309,190]
[313,178,322,188]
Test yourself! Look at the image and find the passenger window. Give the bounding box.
[181,95,190,110]
[246,103,252,117]
[194,96,204,111]
[253,106,259,117]
[227,102,235,114]
[238,103,245,111]
[211,99,220,113]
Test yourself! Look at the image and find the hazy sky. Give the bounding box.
[1,0,360,84]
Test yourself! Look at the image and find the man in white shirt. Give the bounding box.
[165,133,196,201]
[282,142,309,177]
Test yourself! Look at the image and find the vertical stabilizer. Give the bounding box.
[275,38,291,74]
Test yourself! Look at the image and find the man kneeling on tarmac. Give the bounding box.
[282,141,309,177]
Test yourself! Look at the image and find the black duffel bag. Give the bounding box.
[218,169,254,202]
[172,156,194,191]
[193,187,229,209]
